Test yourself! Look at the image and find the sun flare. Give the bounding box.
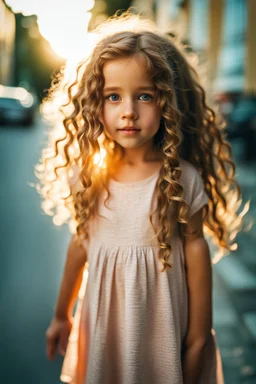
[5,0,95,60]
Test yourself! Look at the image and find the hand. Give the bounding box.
[46,316,73,360]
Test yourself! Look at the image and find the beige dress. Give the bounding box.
[60,159,224,384]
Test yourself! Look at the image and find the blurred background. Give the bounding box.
[0,0,256,383]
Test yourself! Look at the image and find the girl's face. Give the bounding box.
[101,54,162,154]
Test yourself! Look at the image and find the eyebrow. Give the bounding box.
[103,86,156,92]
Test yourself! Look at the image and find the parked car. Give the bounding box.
[0,84,37,126]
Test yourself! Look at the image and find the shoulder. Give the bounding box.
[179,158,202,188]
[179,158,208,217]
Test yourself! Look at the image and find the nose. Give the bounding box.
[121,98,138,120]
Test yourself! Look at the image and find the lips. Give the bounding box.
[118,126,140,131]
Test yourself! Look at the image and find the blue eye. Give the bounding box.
[106,94,119,102]
[139,94,153,101]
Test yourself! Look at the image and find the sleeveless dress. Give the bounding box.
[60,159,224,384]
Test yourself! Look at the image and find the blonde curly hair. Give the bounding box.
[35,11,248,272]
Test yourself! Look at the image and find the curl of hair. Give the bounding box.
[35,11,249,271]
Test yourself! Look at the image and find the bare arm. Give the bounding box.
[182,207,212,384]
[54,235,88,320]
[46,235,87,359]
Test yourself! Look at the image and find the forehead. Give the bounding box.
[103,54,154,88]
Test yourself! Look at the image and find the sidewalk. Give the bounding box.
[213,160,256,383]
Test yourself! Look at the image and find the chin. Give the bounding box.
[120,143,142,149]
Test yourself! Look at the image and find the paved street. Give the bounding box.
[0,115,70,384]
[0,115,256,384]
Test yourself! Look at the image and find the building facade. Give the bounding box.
[0,0,15,85]
[132,0,256,96]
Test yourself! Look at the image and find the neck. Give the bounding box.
[121,144,162,166]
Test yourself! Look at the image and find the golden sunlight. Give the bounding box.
[93,147,107,169]
[5,0,95,60]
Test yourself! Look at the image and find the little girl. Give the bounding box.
[39,12,246,384]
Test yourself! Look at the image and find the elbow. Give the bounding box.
[184,332,212,352]
[192,338,208,352]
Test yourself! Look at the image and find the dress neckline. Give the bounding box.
[108,166,161,187]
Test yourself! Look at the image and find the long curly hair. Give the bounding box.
[36,12,248,271]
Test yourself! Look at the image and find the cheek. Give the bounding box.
[146,110,161,129]
[102,106,115,127]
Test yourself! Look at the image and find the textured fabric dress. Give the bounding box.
[60,159,224,384]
